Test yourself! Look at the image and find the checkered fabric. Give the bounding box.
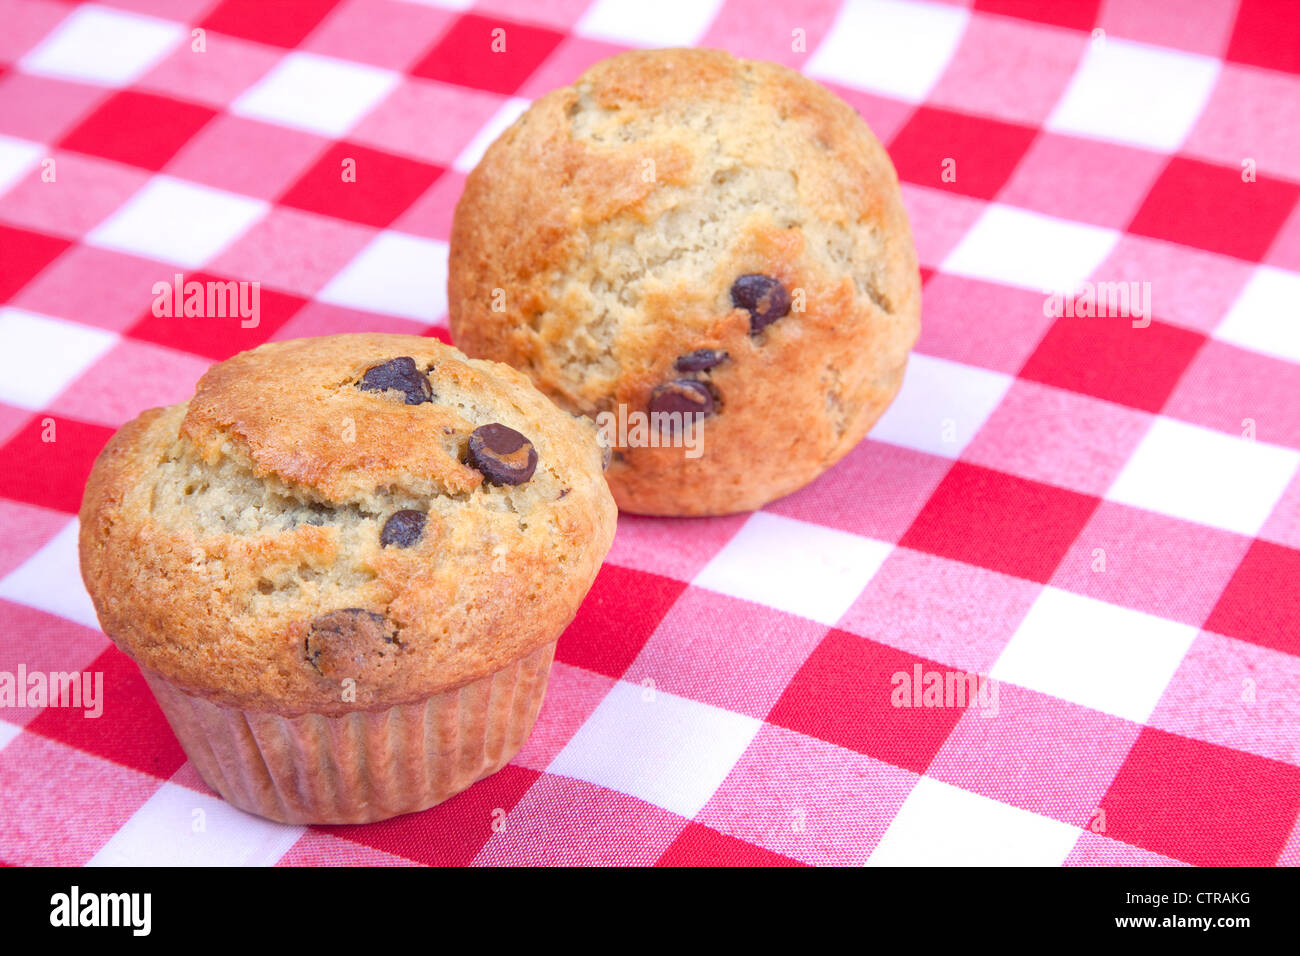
[0,0,1298,867]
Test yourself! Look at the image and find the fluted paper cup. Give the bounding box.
[138,641,555,825]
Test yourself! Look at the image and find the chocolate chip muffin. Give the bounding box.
[78,333,616,824]
[448,48,921,516]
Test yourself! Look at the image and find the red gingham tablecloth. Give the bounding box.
[0,0,1298,867]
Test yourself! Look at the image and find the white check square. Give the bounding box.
[1107,417,1299,536]
[18,4,183,87]
[87,176,267,268]
[0,135,43,197]
[0,720,20,754]
[88,783,303,866]
[991,587,1197,724]
[693,512,891,626]
[868,777,1079,866]
[807,0,969,103]
[940,204,1119,294]
[0,309,117,410]
[318,232,448,322]
[453,97,530,174]
[868,352,1012,459]
[0,520,101,631]
[1215,266,1300,364]
[1047,38,1219,151]
[548,681,761,819]
[576,0,725,47]
[231,52,400,137]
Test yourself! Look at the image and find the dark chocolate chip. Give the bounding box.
[649,379,715,421]
[468,423,538,485]
[731,274,791,333]
[358,357,432,405]
[675,348,729,372]
[304,608,398,678]
[380,510,426,548]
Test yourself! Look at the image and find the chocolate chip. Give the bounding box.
[468,423,538,485]
[675,348,729,372]
[649,379,715,420]
[358,357,432,405]
[380,510,426,548]
[731,274,791,333]
[304,608,399,678]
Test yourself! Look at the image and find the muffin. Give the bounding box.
[78,333,616,824]
[449,48,920,516]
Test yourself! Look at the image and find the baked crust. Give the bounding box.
[448,48,921,515]
[78,334,616,715]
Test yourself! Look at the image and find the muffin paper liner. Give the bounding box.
[139,641,555,825]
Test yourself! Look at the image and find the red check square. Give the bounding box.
[0,225,70,303]
[1226,0,1300,74]
[26,646,187,780]
[1018,316,1206,413]
[901,462,1101,584]
[657,822,803,867]
[411,13,563,95]
[1128,157,1300,262]
[974,0,1101,31]
[278,141,442,228]
[126,274,306,361]
[319,764,540,866]
[1205,540,1300,655]
[0,414,114,514]
[767,629,966,774]
[423,325,452,345]
[201,0,345,49]
[889,106,1038,200]
[58,91,217,172]
[555,563,686,678]
[1100,727,1300,866]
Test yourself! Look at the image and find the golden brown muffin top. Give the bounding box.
[449,48,920,515]
[79,334,616,714]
